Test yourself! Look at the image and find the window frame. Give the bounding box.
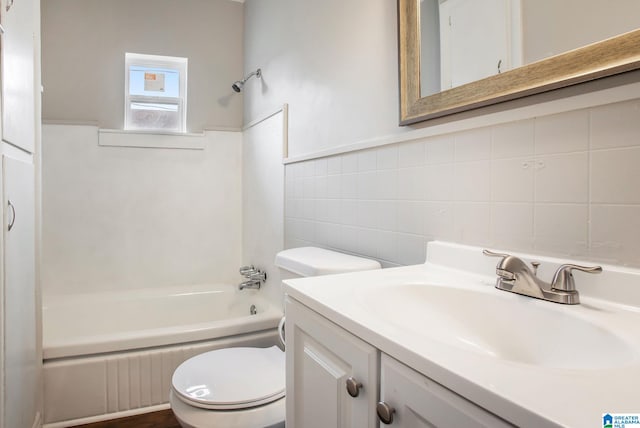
[124,53,188,133]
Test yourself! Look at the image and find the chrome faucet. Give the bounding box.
[238,265,267,290]
[483,249,602,304]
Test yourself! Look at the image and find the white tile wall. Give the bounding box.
[42,125,243,295]
[285,99,640,268]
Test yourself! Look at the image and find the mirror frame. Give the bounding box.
[398,0,640,125]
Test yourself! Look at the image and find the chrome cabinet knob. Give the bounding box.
[345,377,362,397]
[376,401,395,424]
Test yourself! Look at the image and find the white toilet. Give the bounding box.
[169,247,381,428]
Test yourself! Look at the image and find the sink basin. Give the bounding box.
[359,284,638,370]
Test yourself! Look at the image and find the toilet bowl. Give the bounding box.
[170,247,381,427]
[169,346,285,428]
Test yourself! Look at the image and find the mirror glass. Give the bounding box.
[419,0,640,97]
[399,0,640,125]
[420,0,640,97]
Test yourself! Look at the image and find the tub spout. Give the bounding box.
[239,279,261,290]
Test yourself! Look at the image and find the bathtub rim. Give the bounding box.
[44,309,282,360]
[43,283,282,360]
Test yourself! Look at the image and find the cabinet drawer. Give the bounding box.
[380,354,513,428]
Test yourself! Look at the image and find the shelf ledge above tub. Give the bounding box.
[98,128,206,150]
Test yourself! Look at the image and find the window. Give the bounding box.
[124,53,188,133]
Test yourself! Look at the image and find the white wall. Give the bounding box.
[41,0,244,132]
[242,109,286,306]
[42,125,243,296]
[244,0,640,269]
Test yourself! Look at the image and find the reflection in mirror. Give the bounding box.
[399,0,640,125]
[419,0,640,98]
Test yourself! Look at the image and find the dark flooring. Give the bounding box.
[73,409,181,428]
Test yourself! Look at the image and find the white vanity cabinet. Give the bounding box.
[286,296,513,428]
[379,354,512,427]
[285,296,379,428]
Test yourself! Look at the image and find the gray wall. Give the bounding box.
[41,0,244,131]
[243,0,407,158]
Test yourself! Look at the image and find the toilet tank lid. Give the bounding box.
[275,247,381,277]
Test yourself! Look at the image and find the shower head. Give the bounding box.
[231,68,261,93]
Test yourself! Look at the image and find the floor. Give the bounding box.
[73,410,181,428]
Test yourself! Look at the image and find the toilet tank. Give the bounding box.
[275,247,381,280]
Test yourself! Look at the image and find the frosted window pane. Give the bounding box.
[128,102,180,130]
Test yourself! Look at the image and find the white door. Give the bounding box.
[378,354,512,427]
[286,297,379,428]
[1,0,36,153]
[2,156,37,428]
[439,0,522,89]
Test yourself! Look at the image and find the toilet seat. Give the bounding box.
[171,346,285,410]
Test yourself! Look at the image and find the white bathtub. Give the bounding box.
[42,284,282,427]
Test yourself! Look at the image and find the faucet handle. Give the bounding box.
[249,270,267,282]
[551,264,603,292]
[483,249,520,280]
[239,265,256,275]
[483,249,510,258]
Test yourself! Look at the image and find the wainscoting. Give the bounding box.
[285,99,640,269]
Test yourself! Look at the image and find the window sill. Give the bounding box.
[98,128,205,150]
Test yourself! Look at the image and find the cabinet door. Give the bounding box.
[2,156,37,428]
[1,0,36,153]
[286,297,379,428]
[379,354,512,428]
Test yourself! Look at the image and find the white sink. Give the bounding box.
[359,283,638,370]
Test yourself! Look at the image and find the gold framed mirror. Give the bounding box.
[398,0,640,125]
